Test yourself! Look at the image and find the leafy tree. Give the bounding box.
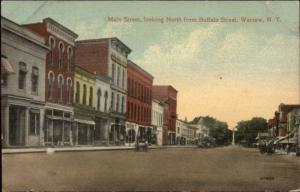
[235,117,268,146]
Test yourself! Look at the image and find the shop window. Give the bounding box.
[31,67,39,94]
[29,111,40,135]
[18,62,27,90]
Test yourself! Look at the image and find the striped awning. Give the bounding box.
[1,56,14,74]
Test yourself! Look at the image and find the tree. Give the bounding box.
[235,117,268,146]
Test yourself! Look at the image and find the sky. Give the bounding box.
[1,1,299,128]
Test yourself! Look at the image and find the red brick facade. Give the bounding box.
[74,39,109,75]
[127,60,153,126]
[152,86,177,132]
[23,19,78,106]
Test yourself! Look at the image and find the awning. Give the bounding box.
[279,137,297,144]
[74,118,95,125]
[46,115,72,122]
[1,56,14,74]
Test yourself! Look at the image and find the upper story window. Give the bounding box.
[18,62,27,90]
[111,92,114,112]
[116,94,120,112]
[67,78,72,104]
[58,42,64,69]
[58,75,64,101]
[89,86,93,107]
[121,96,125,113]
[83,84,87,105]
[31,67,39,94]
[112,63,115,84]
[49,37,55,65]
[117,66,120,87]
[48,72,55,99]
[75,81,80,104]
[104,91,108,112]
[97,89,101,110]
[122,69,125,89]
[67,47,73,72]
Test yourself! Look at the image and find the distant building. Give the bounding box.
[126,60,154,145]
[23,17,78,146]
[152,85,177,145]
[1,16,48,147]
[188,117,210,144]
[74,37,131,145]
[176,119,189,145]
[278,103,300,137]
[152,100,164,146]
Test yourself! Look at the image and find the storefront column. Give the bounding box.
[24,107,29,146]
[39,109,45,146]
[2,105,9,147]
[76,123,79,145]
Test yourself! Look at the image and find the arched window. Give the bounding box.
[58,42,64,68]
[104,91,108,112]
[18,62,27,90]
[49,37,55,65]
[83,84,87,105]
[58,75,64,101]
[48,72,55,100]
[75,81,80,104]
[97,89,101,110]
[67,78,72,104]
[89,86,93,107]
[67,47,73,72]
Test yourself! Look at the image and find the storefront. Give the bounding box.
[74,115,95,145]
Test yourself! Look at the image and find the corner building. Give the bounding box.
[23,18,78,146]
[126,60,154,145]
[75,38,131,145]
[152,86,177,145]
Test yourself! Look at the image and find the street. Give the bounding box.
[2,146,300,191]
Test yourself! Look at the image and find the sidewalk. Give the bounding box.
[2,145,196,154]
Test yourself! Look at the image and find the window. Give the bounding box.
[67,47,73,72]
[75,81,80,104]
[2,74,7,87]
[116,94,120,112]
[67,78,72,104]
[58,42,64,68]
[18,62,27,90]
[29,111,40,135]
[97,89,101,110]
[122,69,125,89]
[89,86,93,107]
[111,92,114,112]
[104,91,108,112]
[31,67,39,94]
[48,72,54,99]
[117,66,120,86]
[58,75,64,101]
[49,37,55,65]
[112,63,115,83]
[83,84,87,105]
[121,96,125,113]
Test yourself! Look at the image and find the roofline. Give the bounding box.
[76,37,132,53]
[153,85,178,93]
[43,17,78,38]
[128,60,154,80]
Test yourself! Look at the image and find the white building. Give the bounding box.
[1,16,48,147]
[93,74,112,145]
[176,119,189,145]
[152,99,164,145]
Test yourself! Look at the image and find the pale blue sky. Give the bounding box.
[2,1,299,127]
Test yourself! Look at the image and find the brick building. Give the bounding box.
[126,60,153,145]
[74,37,131,145]
[152,85,177,145]
[23,18,78,146]
[278,103,300,137]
